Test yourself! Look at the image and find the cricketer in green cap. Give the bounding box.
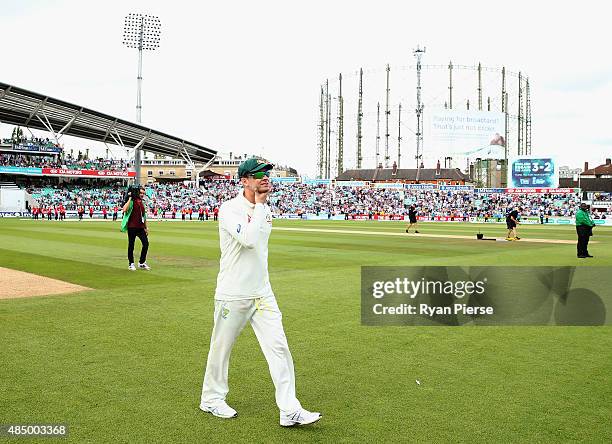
[200,155,321,425]
[237,158,274,179]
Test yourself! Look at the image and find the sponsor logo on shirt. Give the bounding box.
[236,224,242,233]
[221,305,230,319]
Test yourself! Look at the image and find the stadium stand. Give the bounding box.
[0,153,132,171]
[20,181,596,221]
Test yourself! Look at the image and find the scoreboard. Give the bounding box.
[509,157,559,188]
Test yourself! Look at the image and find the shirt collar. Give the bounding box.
[240,192,256,209]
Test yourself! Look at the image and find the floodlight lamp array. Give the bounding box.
[122,13,162,50]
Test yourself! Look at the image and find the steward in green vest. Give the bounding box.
[575,203,595,258]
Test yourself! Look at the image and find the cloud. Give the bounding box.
[546,70,612,93]
[590,138,612,146]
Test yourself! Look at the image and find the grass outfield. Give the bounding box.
[1,218,611,443]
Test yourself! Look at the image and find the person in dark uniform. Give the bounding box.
[405,205,419,234]
[575,203,595,258]
[505,207,521,240]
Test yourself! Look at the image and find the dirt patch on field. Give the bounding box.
[0,267,90,300]
[273,226,590,245]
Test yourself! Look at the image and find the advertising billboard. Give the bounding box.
[302,178,332,186]
[508,157,559,188]
[270,177,298,183]
[404,184,436,190]
[335,181,367,187]
[438,185,474,192]
[41,168,136,178]
[428,109,506,165]
[0,166,43,175]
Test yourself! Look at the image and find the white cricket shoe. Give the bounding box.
[138,262,151,271]
[200,402,238,419]
[280,409,322,427]
[128,263,136,271]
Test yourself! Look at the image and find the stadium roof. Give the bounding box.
[0,82,216,163]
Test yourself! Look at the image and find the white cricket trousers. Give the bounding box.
[200,295,302,414]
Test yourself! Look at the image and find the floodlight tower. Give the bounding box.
[414,45,425,170]
[384,64,390,168]
[122,13,162,185]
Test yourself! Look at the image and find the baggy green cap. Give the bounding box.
[237,158,274,178]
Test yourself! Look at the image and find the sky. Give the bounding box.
[1,0,611,176]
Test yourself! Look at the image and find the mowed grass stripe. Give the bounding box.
[0,222,221,259]
[0,228,221,259]
[19,219,607,241]
[0,248,186,289]
[0,222,221,285]
[2,222,220,245]
[269,241,579,269]
[270,233,506,259]
[273,220,608,239]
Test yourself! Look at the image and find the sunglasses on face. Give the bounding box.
[248,171,270,179]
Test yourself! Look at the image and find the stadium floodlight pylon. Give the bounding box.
[122,13,162,185]
[413,45,425,172]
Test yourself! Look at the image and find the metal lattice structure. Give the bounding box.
[337,73,344,175]
[317,86,325,178]
[356,68,363,169]
[375,102,380,168]
[414,46,426,171]
[384,64,390,168]
[317,55,532,179]
[397,103,402,168]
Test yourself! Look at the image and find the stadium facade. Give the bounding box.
[560,159,612,193]
[337,160,470,185]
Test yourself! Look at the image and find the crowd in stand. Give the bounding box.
[24,181,606,221]
[269,185,586,220]
[1,153,59,168]
[0,153,132,171]
[28,184,125,211]
[59,155,132,171]
[2,136,61,148]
